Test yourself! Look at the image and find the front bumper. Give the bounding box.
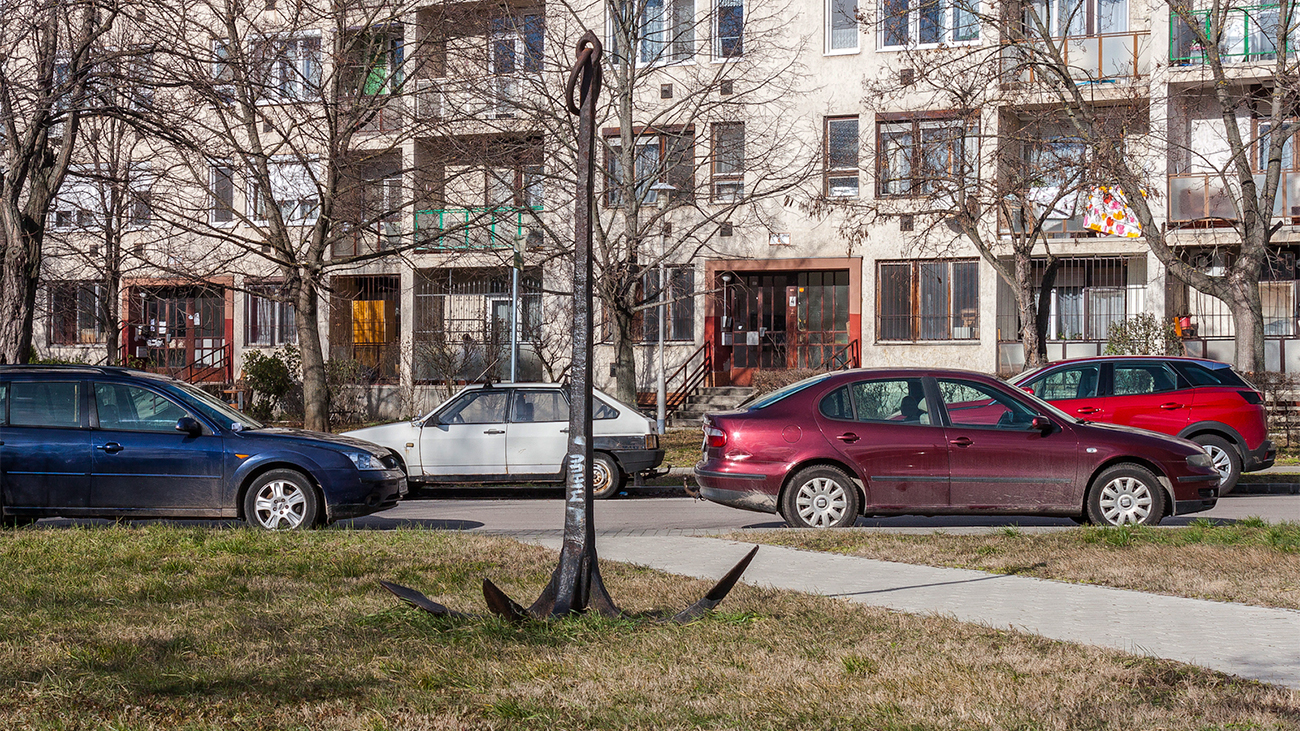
[694,466,781,514]
[1243,439,1276,472]
[328,470,406,521]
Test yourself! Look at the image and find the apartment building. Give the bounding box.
[38,0,1300,416]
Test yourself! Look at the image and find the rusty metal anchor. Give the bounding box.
[380,31,757,624]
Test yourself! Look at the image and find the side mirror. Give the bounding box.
[176,416,203,437]
[1030,415,1054,434]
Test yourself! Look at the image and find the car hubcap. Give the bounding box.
[593,461,612,492]
[1099,477,1152,525]
[254,480,307,529]
[795,477,848,528]
[1204,445,1233,486]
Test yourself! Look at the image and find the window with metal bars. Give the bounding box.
[49,281,108,345]
[877,259,979,341]
[634,266,696,342]
[245,283,297,347]
[825,116,859,197]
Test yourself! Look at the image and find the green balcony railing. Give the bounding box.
[413,206,541,251]
[1168,170,1300,222]
[1170,5,1300,64]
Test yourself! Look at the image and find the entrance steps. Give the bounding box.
[668,386,754,428]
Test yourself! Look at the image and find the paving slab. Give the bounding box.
[530,534,1300,689]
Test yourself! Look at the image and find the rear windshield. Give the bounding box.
[746,373,834,410]
[1178,362,1250,388]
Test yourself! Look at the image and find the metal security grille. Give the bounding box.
[412,267,542,382]
[877,260,979,341]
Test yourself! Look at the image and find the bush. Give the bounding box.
[242,347,299,420]
[325,358,366,424]
[751,368,826,396]
[1103,314,1183,356]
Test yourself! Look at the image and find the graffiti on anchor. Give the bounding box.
[566,449,586,505]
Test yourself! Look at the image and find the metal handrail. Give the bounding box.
[816,339,860,371]
[660,340,714,417]
[1170,5,1297,64]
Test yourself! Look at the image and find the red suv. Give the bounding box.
[1012,357,1274,493]
[695,368,1219,528]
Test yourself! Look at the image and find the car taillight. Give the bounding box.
[703,424,727,449]
[644,433,659,449]
[1238,390,1263,405]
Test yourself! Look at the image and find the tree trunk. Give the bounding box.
[610,301,637,405]
[0,221,40,364]
[1030,259,1062,369]
[296,279,329,431]
[1014,251,1054,370]
[1229,283,1265,374]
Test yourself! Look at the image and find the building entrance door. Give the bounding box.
[131,287,227,382]
[724,271,850,384]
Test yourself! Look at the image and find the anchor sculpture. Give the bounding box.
[380,31,757,623]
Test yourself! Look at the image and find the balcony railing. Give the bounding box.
[1171,5,1299,64]
[1168,171,1300,222]
[1002,31,1151,83]
[414,206,541,251]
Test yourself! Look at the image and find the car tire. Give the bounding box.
[591,452,625,500]
[243,469,321,530]
[1191,434,1240,496]
[780,465,861,529]
[1085,464,1166,527]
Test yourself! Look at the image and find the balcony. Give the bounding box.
[1168,171,1300,223]
[1002,31,1151,84]
[414,206,540,251]
[1170,5,1299,64]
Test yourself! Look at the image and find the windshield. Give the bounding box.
[746,373,835,410]
[173,381,264,431]
[1010,384,1081,423]
[1009,365,1048,385]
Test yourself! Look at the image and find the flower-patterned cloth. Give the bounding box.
[1083,186,1142,238]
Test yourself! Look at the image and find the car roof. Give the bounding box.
[1029,355,1233,369]
[0,364,177,382]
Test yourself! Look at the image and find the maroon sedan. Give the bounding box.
[695,369,1220,528]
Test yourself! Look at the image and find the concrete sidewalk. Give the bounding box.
[533,534,1300,689]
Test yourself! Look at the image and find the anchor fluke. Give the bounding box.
[671,546,759,624]
[379,580,469,618]
[483,578,531,623]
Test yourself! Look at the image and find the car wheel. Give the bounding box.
[781,465,860,529]
[1192,434,1240,496]
[591,452,624,500]
[1086,464,1166,527]
[244,469,321,530]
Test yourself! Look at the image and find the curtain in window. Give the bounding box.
[671,0,695,60]
[641,0,668,63]
[1085,286,1125,339]
[717,0,744,57]
[1262,280,1294,336]
[878,123,911,196]
[1096,0,1126,34]
[878,263,912,340]
[830,0,858,49]
[951,260,979,338]
[1055,287,1084,339]
[952,0,980,41]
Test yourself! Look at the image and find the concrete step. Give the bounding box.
[696,386,754,397]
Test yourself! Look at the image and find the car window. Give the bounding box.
[9,381,80,428]
[1179,362,1249,387]
[819,386,854,420]
[0,381,7,425]
[938,379,1037,430]
[513,390,569,423]
[594,397,620,420]
[747,373,834,409]
[850,378,931,425]
[95,383,190,433]
[172,380,263,431]
[1029,366,1100,401]
[1112,363,1178,396]
[442,390,509,424]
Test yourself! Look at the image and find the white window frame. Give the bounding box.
[249,158,320,225]
[608,0,696,67]
[711,122,745,202]
[825,116,860,198]
[713,0,743,60]
[826,0,860,54]
[877,0,980,51]
[254,32,322,103]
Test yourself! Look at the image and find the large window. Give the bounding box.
[245,284,297,347]
[878,117,977,197]
[877,259,979,341]
[711,123,744,202]
[211,164,235,224]
[879,0,979,49]
[254,34,321,102]
[828,0,859,51]
[715,0,744,57]
[348,27,405,97]
[1027,0,1126,37]
[825,116,860,197]
[606,130,695,206]
[635,265,696,342]
[611,0,695,64]
[49,281,108,345]
[250,160,319,223]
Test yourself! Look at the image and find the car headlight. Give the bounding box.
[1186,452,1214,470]
[346,451,385,471]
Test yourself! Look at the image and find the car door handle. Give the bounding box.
[483,429,505,435]
[96,442,124,454]
[560,428,569,433]
[836,432,859,443]
[1160,402,1184,410]
[1076,407,1101,414]
[950,437,973,448]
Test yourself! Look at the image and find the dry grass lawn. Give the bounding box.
[0,525,1296,730]
[661,427,702,469]
[735,520,1300,610]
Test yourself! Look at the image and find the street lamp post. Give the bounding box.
[649,181,676,435]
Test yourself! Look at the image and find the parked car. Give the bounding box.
[343,383,664,499]
[694,368,1220,528]
[0,365,406,529]
[1011,356,1274,494]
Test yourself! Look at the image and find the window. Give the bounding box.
[9,381,81,428]
[877,117,977,197]
[349,28,404,97]
[1024,365,1100,401]
[254,34,321,102]
[612,0,694,64]
[0,382,6,425]
[824,116,859,197]
[1027,0,1125,38]
[212,40,234,100]
[877,259,979,341]
[852,378,932,424]
[250,160,319,223]
[245,284,297,346]
[1256,120,1298,172]
[636,265,696,342]
[605,131,695,206]
[94,383,190,433]
[820,386,855,419]
[938,379,1038,429]
[715,0,744,58]
[440,390,509,424]
[828,0,859,51]
[512,390,569,423]
[879,0,978,49]
[211,164,235,224]
[712,123,744,202]
[1112,363,1178,396]
[50,281,107,345]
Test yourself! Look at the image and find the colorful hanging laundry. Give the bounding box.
[1083,186,1142,238]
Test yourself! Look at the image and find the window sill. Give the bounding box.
[824,47,860,56]
[876,39,980,52]
[875,339,982,345]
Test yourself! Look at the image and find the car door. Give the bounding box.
[0,378,92,511]
[506,389,569,475]
[818,377,950,509]
[1022,364,1108,421]
[89,381,224,513]
[937,377,1078,511]
[421,388,510,476]
[1108,361,1192,437]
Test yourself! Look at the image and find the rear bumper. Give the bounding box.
[612,448,665,474]
[1243,439,1276,472]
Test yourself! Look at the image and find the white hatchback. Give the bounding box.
[342,383,664,498]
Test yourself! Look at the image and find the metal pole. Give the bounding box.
[510,264,519,382]
[657,260,666,435]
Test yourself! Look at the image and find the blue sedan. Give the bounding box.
[0,365,405,529]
